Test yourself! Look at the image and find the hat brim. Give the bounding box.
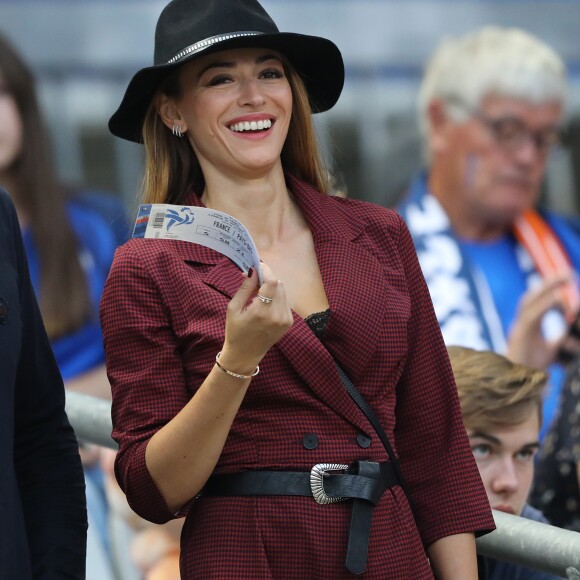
[109,32,344,143]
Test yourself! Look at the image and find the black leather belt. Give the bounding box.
[199,460,398,574]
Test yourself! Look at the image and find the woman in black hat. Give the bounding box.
[101,0,494,577]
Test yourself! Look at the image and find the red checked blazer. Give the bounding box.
[100,175,494,579]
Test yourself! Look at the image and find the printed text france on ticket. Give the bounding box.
[132,204,263,284]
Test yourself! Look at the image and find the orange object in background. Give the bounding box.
[514,209,580,321]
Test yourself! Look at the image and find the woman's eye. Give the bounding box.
[208,75,232,87]
[471,444,492,459]
[261,69,284,80]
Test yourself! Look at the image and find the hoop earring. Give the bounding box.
[172,124,183,138]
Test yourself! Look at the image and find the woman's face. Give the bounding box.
[163,47,292,181]
[0,78,22,174]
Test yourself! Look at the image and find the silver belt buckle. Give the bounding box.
[310,462,349,504]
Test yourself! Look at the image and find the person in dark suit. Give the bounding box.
[100,0,495,577]
[531,354,580,533]
[0,188,87,578]
[0,34,127,575]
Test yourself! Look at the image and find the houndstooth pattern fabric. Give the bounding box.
[100,175,494,579]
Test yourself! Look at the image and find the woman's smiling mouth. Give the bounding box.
[228,119,273,132]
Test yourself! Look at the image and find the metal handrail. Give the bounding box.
[64,391,580,579]
[477,511,580,579]
[65,391,116,450]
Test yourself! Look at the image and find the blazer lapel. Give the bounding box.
[314,234,390,381]
[171,192,248,299]
[202,255,246,299]
[276,314,368,430]
[273,240,390,431]
[270,176,391,429]
[172,239,243,299]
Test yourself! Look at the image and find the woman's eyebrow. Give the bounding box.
[199,53,282,76]
[256,53,282,64]
[198,60,236,76]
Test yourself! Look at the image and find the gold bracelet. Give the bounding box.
[215,351,259,380]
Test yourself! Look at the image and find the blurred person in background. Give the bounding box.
[0,32,128,578]
[530,353,580,532]
[0,188,87,578]
[448,345,560,580]
[100,446,182,579]
[397,26,580,441]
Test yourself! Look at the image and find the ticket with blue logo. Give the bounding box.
[132,204,263,284]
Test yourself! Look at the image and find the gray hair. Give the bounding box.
[418,26,567,156]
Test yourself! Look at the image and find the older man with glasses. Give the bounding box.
[398,26,580,441]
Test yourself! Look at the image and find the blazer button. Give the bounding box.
[356,433,371,448]
[302,433,319,450]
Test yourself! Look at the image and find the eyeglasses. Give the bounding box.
[449,100,563,154]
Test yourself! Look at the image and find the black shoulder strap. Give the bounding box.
[335,363,409,497]
[336,364,489,577]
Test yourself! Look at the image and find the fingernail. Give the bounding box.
[247,268,254,278]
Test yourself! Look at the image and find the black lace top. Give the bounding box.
[304,309,331,340]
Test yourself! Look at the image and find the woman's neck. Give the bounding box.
[201,169,303,252]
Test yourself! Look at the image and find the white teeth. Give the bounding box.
[229,119,272,132]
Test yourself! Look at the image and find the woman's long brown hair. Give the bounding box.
[140,56,329,204]
[0,34,90,338]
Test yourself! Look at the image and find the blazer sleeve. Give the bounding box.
[392,213,495,547]
[5,191,88,577]
[100,242,190,524]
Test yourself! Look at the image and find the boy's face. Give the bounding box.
[467,410,540,516]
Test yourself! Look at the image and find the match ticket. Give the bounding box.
[132,204,263,284]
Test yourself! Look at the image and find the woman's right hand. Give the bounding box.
[219,262,294,375]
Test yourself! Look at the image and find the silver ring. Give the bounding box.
[257,293,273,304]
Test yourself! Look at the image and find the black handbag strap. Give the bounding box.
[335,363,409,499]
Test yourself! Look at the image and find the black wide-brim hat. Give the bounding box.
[109,0,345,143]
